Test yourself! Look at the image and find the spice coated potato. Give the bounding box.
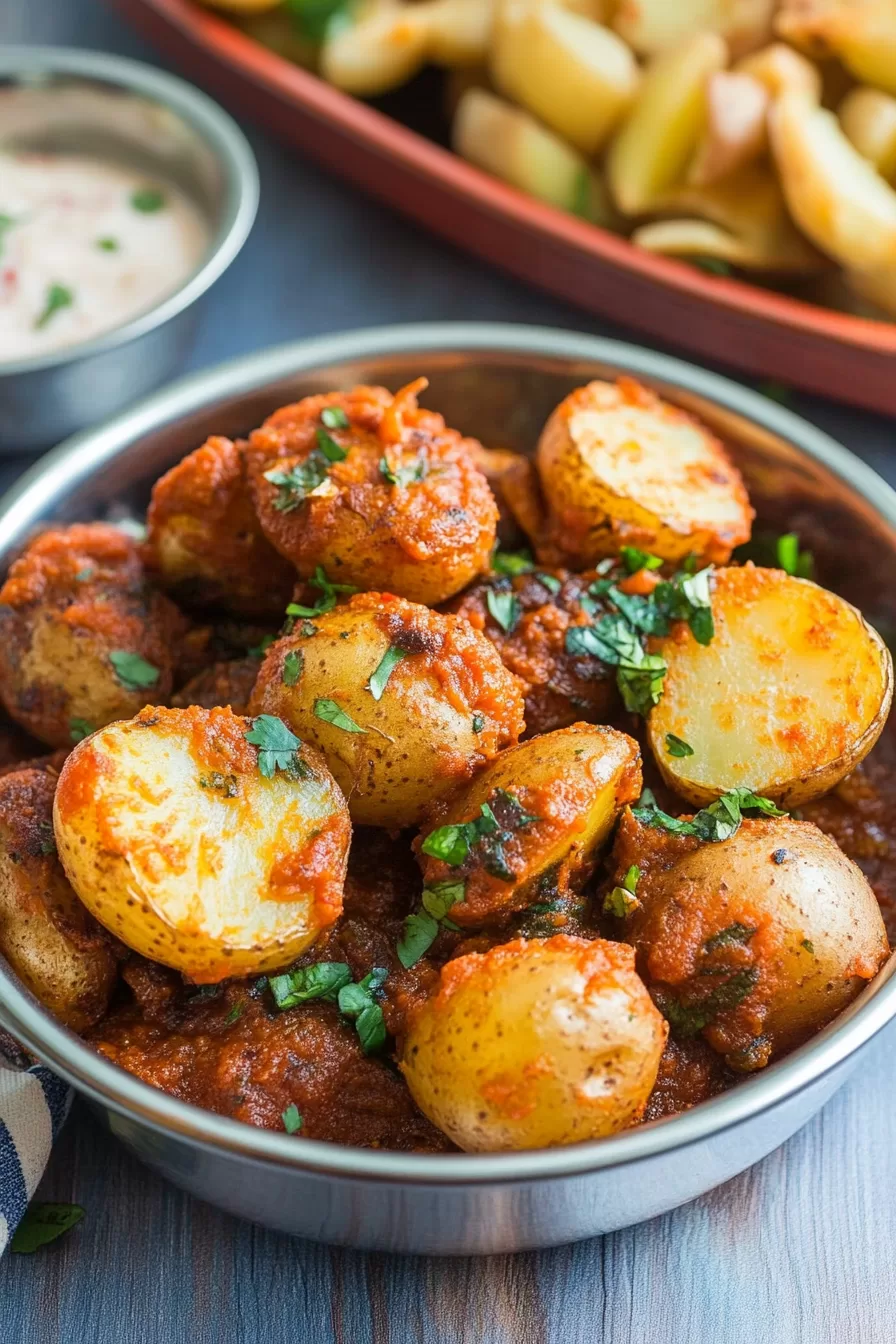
[171,656,260,716]
[535,377,753,568]
[648,565,893,808]
[245,381,498,607]
[53,706,351,982]
[145,434,295,620]
[0,524,185,749]
[250,592,526,828]
[417,724,641,927]
[614,812,889,1069]
[400,935,667,1151]
[0,764,117,1031]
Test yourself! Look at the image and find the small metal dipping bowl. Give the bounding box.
[1,323,895,1255]
[0,47,258,452]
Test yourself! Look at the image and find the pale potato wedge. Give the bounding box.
[491,0,639,155]
[617,811,889,1068]
[425,0,496,64]
[536,377,753,568]
[839,86,896,180]
[321,4,429,96]
[687,71,770,185]
[735,40,823,100]
[605,31,728,215]
[249,593,526,828]
[401,934,667,1151]
[53,705,351,982]
[647,565,893,808]
[416,723,641,927]
[0,764,117,1031]
[776,0,896,97]
[613,0,774,58]
[770,90,896,270]
[632,216,823,271]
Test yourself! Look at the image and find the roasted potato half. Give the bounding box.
[145,434,295,620]
[648,565,893,808]
[536,378,753,568]
[0,763,117,1031]
[0,523,185,749]
[400,935,667,1151]
[53,706,351,982]
[250,592,526,828]
[417,724,641,927]
[616,811,889,1069]
[246,381,498,607]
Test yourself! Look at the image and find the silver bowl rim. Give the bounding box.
[0,45,259,378]
[1,320,895,1186]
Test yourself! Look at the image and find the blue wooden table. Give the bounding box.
[4,4,896,1340]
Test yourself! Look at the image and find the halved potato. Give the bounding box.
[776,0,896,97]
[613,0,774,58]
[491,0,639,155]
[839,86,896,180]
[416,723,641,927]
[320,3,429,96]
[400,934,667,1151]
[249,593,526,828]
[606,31,728,215]
[53,705,351,982]
[536,377,753,568]
[648,565,893,808]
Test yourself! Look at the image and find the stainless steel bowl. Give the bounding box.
[1,323,895,1255]
[0,47,258,453]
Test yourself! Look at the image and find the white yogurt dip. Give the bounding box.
[0,152,208,363]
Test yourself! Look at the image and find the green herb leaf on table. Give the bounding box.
[269,961,352,1009]
[282,650,304,686]
[367,645,406,700]
[492,548,534,577]
[665,733,694,758]
[244,714,303,777]
[10,1203,85,1254]
[34,282,74,330]
[487,588,521,635]
[109,651,160,692]
[282,1104,303,1135]
[313,698,366,734]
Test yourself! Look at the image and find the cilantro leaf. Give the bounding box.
[244,714,303,777]
[282,1104,303,1134]
[283,650,303,686]
[665,733,694,758]
[35,282,74,330]
[70,717,94,743]
[776,532,814,579]
[10,1203,85,1254]
[421,823,476,866]
[656,967,758,1038]
[264,459,329,512]
[355,1002,387,1055]
[603,863,641,918]
[536,572,561,594]
[621,546,662,574]
[223,1002,244,1026]
[492,549,534,577]
[109,651,160,691]
[487,588,521,635]
[286,566,358,619]
[420,878,465,921]
[269,961,352,1008]
[313,698,366,734]
[337,966,388,1054]
[379,454,428,487]
[397,910,440,968]
[321,405,349,429]
[472,712,485,733]
[633,786,786,844]
[131,186,166,212]
[315,426,348,462]
[367,645,405,700]
[704,923,756,953]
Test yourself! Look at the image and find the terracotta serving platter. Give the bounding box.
[112,0,896,413]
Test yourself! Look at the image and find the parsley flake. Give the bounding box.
[286,567,358,619]
[657,967,758,1038]
[313,698,366,734]
[131,186,166,212]
[397,880,465,968]
[621,546,663,574]
[492,548,533,577]
[472,712,485,733]
[244,714,303,777]
[603,864,640,918]
[665,733,694,758]
[35,282,73,330]
[321,406,349,429]
[487,588,521,635]
[536,572,561,594]
[10,1203,85,1254]
[367,645,406,700]
[109,651,159,692]
[776,532,814,579]
[283,650,304,686]
[269,961,352,1008]
[96,237,119,252]
[379,454,428,487]
[223,1002,244,1026]
[704,922,755,953]
[69,717,94,744]
[802,938,815,954]
[633,786,786,844]
[282,1104,303,1134]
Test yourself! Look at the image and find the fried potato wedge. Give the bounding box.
[734,40,823,99]
[321,4,429,96]
[687,71,770,185]
[400,935,667,1151]
[839,86,896,180]
[54,706,351,982]
[776,0,896,97]
[648,565,893,807]
[613,0,774,58]
[536,377,753,568]
[417,723,641,927]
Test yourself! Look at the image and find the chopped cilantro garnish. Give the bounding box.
[621,546,663,574]
[69,717,94,744]
[315,426,346,462]
[283,0,352,41]
[776,532,814,579]
[10,1203,84,1254]
[282,1104,303,1134]
[379,454,428,487]
[472,712,485,733]
[801,938,815,954]
[286,566,358,619]
[269,961,352,1008]
[603,864,640,918]
[567,615,667,716]
[35,282,73,329]
[96,237,119,252]
[282,650,303,686]
[656,967,758,1038]
[313,697,366,734]
[665,733,694,758]
[487,588,521,635]
[321,405,349,429]
[37,821,56,856]
[223,1002,244,1026]
[109,651,159,691]
[336,967,388,1054]
[199,771,239,797]
[367,645,405,700]
[492,548,534,577]
[536,572,561,594]
[704,922,755,953]
[632,786,786,844]
[130,186,166,213]
[397,881,465,968]
[244,714,303,777]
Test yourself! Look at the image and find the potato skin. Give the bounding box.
[0,764,117,1030]
[53,705,351,982]
[400,935,667,1151]
[171,657,259,716]
[250,592,526,828]
[536,377,753,568]
[245,383,498,606]
[648,565,894,807]
[145,435,295,620]
[613,811,890,1069]
[417,724,641,928]
[0,523,186,748]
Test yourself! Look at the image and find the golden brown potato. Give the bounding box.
[249,592,526,828]
[465,444,545,549]
[0,523,186,749]
[648,565,893,808]
[246,381,498,607]
[0,763,117,1031]
[536,378,753,569]
[145,435,295,620]
[171,657,259,716]
[54,705,351,982]
[416,724,641,927]
[613,810,889,1069]
[400,935,667,1150]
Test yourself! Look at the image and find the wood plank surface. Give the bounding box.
[3,3,896,1339]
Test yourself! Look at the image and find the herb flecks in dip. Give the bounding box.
[0,153,207,362]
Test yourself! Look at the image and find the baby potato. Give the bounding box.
[0,523,185,749]
[320,3,429,96]
[53,705,351,982]
[249,592,526,828]
[145,435,295,620]
[417,724,641,928]
[619,812,889,1068]
[648,565,893,808]
[0,763,117,1031]
[400,935,667,1151]
[491,1,640,155]
[613,0,774,58]
[776,0,896,98]
[171,656,260,716]
[839,86,896,181]
[245,381,498,607]
[464,443,545,549]
[536,377,753,569]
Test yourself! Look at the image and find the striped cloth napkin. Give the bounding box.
[0,1038,70,1256]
